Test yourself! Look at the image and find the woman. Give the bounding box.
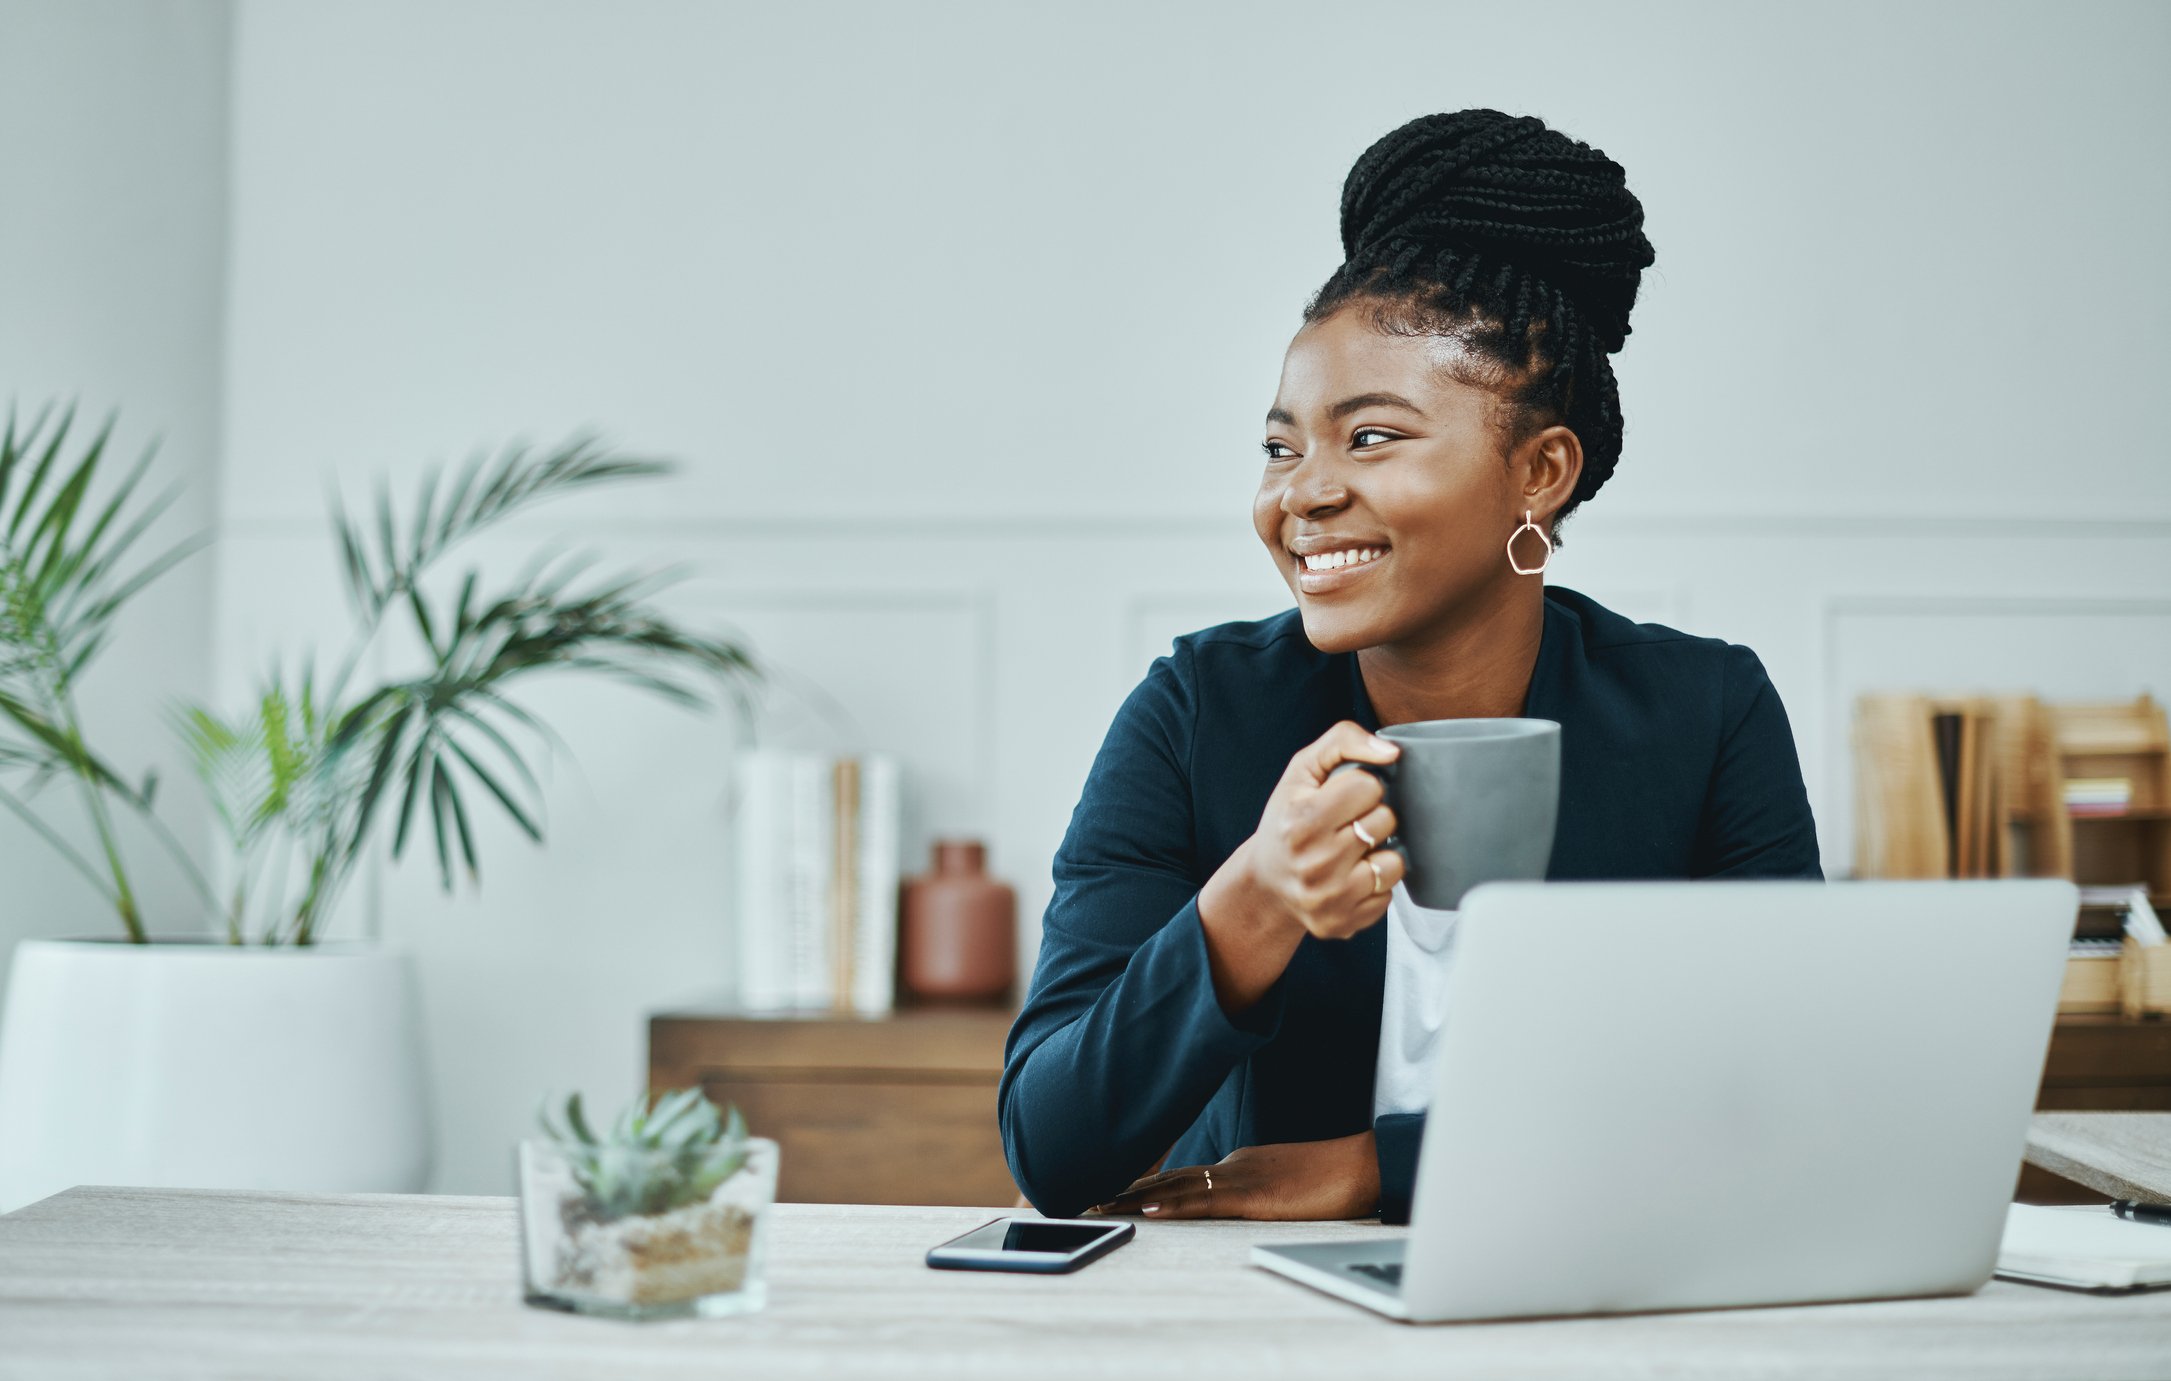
[998,110,1821,1226]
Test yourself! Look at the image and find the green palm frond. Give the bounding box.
[1,405,204,685]
[172,677,333,853]
[181,436,758,944]
[0,685,147,802]
[1,404,211,940]
[175,662,380,943]
[332,435,666,624]
[330,550,757,895]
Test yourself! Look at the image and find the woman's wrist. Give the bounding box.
[1197,837,1306,1018]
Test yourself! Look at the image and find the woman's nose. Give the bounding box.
[1280,463,1350,519]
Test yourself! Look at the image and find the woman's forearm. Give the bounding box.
[1197,838,1307,1018]
[1001,893,1285,1216]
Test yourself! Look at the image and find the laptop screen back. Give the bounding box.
[1398,879,2074,1322]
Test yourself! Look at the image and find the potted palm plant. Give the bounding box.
[0,408,758,1211]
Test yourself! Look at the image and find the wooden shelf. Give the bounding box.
[648,1005,1020,1208]
[2029,697,2171,901]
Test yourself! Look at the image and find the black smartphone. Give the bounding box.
[925,1217,1134,1274]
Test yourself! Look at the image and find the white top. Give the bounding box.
[1372,883,1462,1121]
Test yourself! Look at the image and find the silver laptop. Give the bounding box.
[1253,879,2076,1323]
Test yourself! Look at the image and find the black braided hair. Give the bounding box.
[1306,110,1655,538]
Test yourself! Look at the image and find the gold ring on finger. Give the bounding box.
[1352,819,1378,848]
[1368,857,1384,896]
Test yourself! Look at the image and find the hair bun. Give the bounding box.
[1339,110,1654,352]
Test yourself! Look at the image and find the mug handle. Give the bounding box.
[1327,759,1409,866]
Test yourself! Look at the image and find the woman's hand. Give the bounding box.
[1244,720,1405,941]
[1197,721,1405,1014]
[1092,1132,1380,1221]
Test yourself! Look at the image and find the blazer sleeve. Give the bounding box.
[999,644,1286,1219]
[1692,644,1824,880]
[1374,643,1825,1224]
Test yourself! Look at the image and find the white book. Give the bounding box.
[851,755,901,1015]
[730,751,790,1010]
[786,753,834,1009]
[1997,1203,2171,1291]
[2128,891,2169,947]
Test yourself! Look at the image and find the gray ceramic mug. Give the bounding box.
[1331,718,1562,910]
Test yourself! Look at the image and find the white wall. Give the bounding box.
[0,2,228,994]
[210,0,2171,1192]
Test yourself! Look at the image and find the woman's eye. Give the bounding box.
[1261,440,1296,461]
[1352,427,1399,448]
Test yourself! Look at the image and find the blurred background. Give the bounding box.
[2,0,2167,1198]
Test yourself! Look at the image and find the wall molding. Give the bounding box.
[1819,593,2171,706]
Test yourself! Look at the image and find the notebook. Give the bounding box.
[1997,1204,2171,1291]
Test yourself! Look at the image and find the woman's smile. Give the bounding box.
[1293,542,1391,594]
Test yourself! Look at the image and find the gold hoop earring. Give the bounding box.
[1507,509,1552,576]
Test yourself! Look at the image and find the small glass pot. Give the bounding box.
[518,1136,778,1319]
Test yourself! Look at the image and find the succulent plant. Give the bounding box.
[539,1088,751,1224]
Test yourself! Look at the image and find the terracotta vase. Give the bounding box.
[899,840,1016,1004]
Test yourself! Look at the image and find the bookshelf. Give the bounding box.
[1855,693,2171,905]
[2011,696,2171,909]
[1855,693,2171,1018]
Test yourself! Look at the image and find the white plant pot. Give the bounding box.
[0,938,433,1213]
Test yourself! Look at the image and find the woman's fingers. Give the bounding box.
[1295,769,1384,859]
[1136,1181,1216,1219]
[1351,802,1396,852]
[1103,1138,1383,1223]
[1092,1166,1188,1215]
[1314,764,1385,825]
[1352,845,1406,902]
[1096,1167,1231,1220]
[1300,721,1399,786]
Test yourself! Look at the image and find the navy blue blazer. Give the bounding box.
[999,586,1823,1222]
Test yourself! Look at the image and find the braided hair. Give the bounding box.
[1306,110,1655,539]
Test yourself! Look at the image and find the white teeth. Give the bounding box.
[1302,547,1383,572]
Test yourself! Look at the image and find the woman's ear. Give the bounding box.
[1517,424,1583,528]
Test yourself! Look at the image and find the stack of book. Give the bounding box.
[2065,777,2133,817]
[731,750,901,1014]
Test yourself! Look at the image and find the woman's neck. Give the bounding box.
[1358,581,1546,726]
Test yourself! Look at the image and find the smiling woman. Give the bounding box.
[999,110,1822,1225]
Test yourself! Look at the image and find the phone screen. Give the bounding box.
[949,1219,1118,1255]
[926,1217,1134,1272]
[1003,1222,1116,1254]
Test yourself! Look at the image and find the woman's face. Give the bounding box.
[1254,306,1547,654]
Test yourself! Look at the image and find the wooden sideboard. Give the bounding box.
[648,1005,1018,1207]
[649,1006,2171,1208]
[2019,1013,2171,1200]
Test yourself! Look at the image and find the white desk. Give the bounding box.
[2,1186,2168,1379]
